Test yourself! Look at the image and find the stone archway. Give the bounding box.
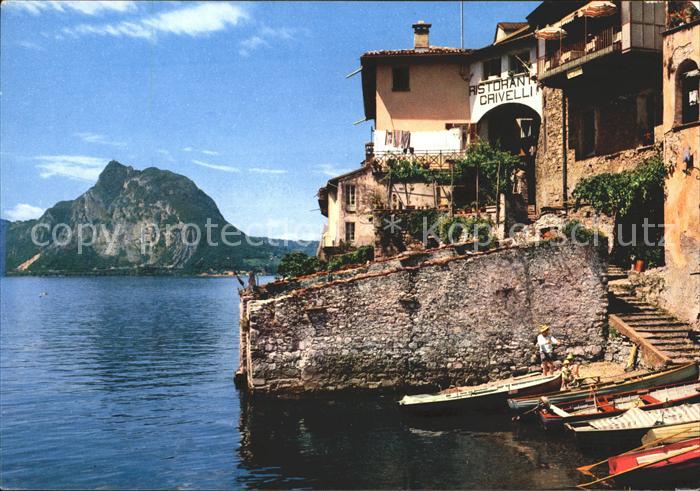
[477,103,542,207]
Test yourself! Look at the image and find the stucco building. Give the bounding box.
[660,4,699,325]
[318,20,544,257]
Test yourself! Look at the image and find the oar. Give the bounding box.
[576,426,696,475]
[576,444,699,489]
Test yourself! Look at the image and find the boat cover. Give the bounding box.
[589,403,700,430]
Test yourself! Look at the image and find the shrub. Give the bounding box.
[562,220,600,245]
[327,246,374,272]
[277,252,324,278]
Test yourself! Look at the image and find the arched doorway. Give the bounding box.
[476,103,541,207]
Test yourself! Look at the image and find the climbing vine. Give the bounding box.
[571,155,666,217]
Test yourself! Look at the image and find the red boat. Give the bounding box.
[606,437,700,487]
[538,381,700,430]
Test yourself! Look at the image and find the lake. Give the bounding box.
[1,276,592,489]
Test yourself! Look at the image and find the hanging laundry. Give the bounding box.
[400,131,411,149]
[385,131,393,146]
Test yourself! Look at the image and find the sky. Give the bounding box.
[0,1,536,240]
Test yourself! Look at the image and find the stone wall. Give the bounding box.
[240,242,608,393]
[535,87,661,212]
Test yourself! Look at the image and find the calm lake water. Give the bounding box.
[1,276,592,489]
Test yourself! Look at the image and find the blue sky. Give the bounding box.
[0,1,536,240]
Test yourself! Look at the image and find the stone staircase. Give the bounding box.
[607,266,700,366]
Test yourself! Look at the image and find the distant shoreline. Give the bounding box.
[3,270,272,278]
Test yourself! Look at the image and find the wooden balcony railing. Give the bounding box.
[537,25,621,75]
[368,150,467,171]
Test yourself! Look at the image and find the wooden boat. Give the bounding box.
[538,381,700,430]
[642,421,700,446]
[507,362,699,414]
[578,438,700,488]
[566,403,700,452]
[398,372,562,415]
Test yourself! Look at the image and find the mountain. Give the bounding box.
[3,161,317,275]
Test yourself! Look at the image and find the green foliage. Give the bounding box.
[455,141,521,204]
[386,159,433,183]
[404,209,439,242]
[277,252,324,278]
[572,155,666,217]
[327,246,374,272]
[384,142,519,200]
[562,220,600,244]
[436,215,467,244]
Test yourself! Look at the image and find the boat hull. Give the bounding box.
[538,383,700,430]
[608,438,700,487]
[508,363,699,414]
[399,374,562,415]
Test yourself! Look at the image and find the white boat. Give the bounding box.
[398,372,562,415]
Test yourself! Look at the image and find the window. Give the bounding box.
[509,51,530,74]
[483,58,502,79]
[681,67,699,124]
[345,222,355,243]
[344,184,356,210]
[392,66,410,91]
[581,109,596,157]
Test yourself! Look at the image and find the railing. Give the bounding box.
[368,150,467,171]
[537,25,620,75]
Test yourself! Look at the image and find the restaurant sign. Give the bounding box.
[469,73,542,122]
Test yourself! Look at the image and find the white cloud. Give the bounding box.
[75,132,125,147]
[3,1,136,16]
[63,2,248,41]
[192,159,239,173]
[315,164,351,177]
[17,40,45,50]
[158,149,175,162]
[238,25,307,56]
[3,203,45,221]
[249,167,287,175]
[35,155,107,181]
[183,147,220,156]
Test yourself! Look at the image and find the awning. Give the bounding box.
[550,1,617,29]
[535,25,568,40]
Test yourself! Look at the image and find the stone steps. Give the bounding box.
[608,266,700,366]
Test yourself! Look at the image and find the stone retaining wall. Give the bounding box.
[240,242,609,393]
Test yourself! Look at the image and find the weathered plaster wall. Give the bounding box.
[660,23,700,327]
[242,242,608,393]
[376,63,470,131]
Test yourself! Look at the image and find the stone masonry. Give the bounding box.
[239,242,608,393]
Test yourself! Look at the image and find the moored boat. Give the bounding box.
[642,420,700,446]
[566,403,700,452]
[507,362,699,414]
[398,372,562,415]
[578,437,700,488]
[538,381,700,430]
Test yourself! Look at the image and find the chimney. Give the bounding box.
[412,20,431,50]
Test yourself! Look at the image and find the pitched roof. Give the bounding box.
[497,22,529,32]
[362,46,473,58]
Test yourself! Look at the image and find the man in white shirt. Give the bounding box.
[537,324,559,375]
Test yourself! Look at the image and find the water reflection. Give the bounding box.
[237,391,590,489]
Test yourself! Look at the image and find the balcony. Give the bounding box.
[537,25,622,80]
[368,149,467,172]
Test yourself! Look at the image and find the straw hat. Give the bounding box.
[538,324,550,334]
[563,359,570,365]
[566,353,575,361]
